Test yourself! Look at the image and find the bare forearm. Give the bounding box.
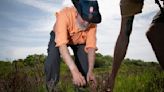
[59,45,86,86]
[59,45,77,71]
[87,48,96,72]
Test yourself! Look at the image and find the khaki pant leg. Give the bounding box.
[120,0,144,17]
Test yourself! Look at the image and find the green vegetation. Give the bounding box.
[0,53,163,92]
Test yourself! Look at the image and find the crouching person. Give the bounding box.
[44,0,101,91]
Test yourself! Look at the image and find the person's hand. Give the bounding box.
[71,68,86,87]
[87,71,97,88]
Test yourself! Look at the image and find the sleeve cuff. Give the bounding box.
[84,46,98,53]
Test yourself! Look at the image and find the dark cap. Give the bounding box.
[72,0,102,23]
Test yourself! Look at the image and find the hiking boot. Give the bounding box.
[46,79,57,92]
[74,86,89,92]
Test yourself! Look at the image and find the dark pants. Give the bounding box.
[44,31,89,91]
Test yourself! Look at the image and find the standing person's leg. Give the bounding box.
[70,44,89,92]
[146,9,164,69]
[146,23,164,69]
[105,0,144,91]
[105,16,134,92]
[44,31,61,92]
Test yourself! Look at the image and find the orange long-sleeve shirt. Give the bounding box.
[53,6,97,52]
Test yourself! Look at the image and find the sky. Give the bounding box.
[0,0,160,62]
